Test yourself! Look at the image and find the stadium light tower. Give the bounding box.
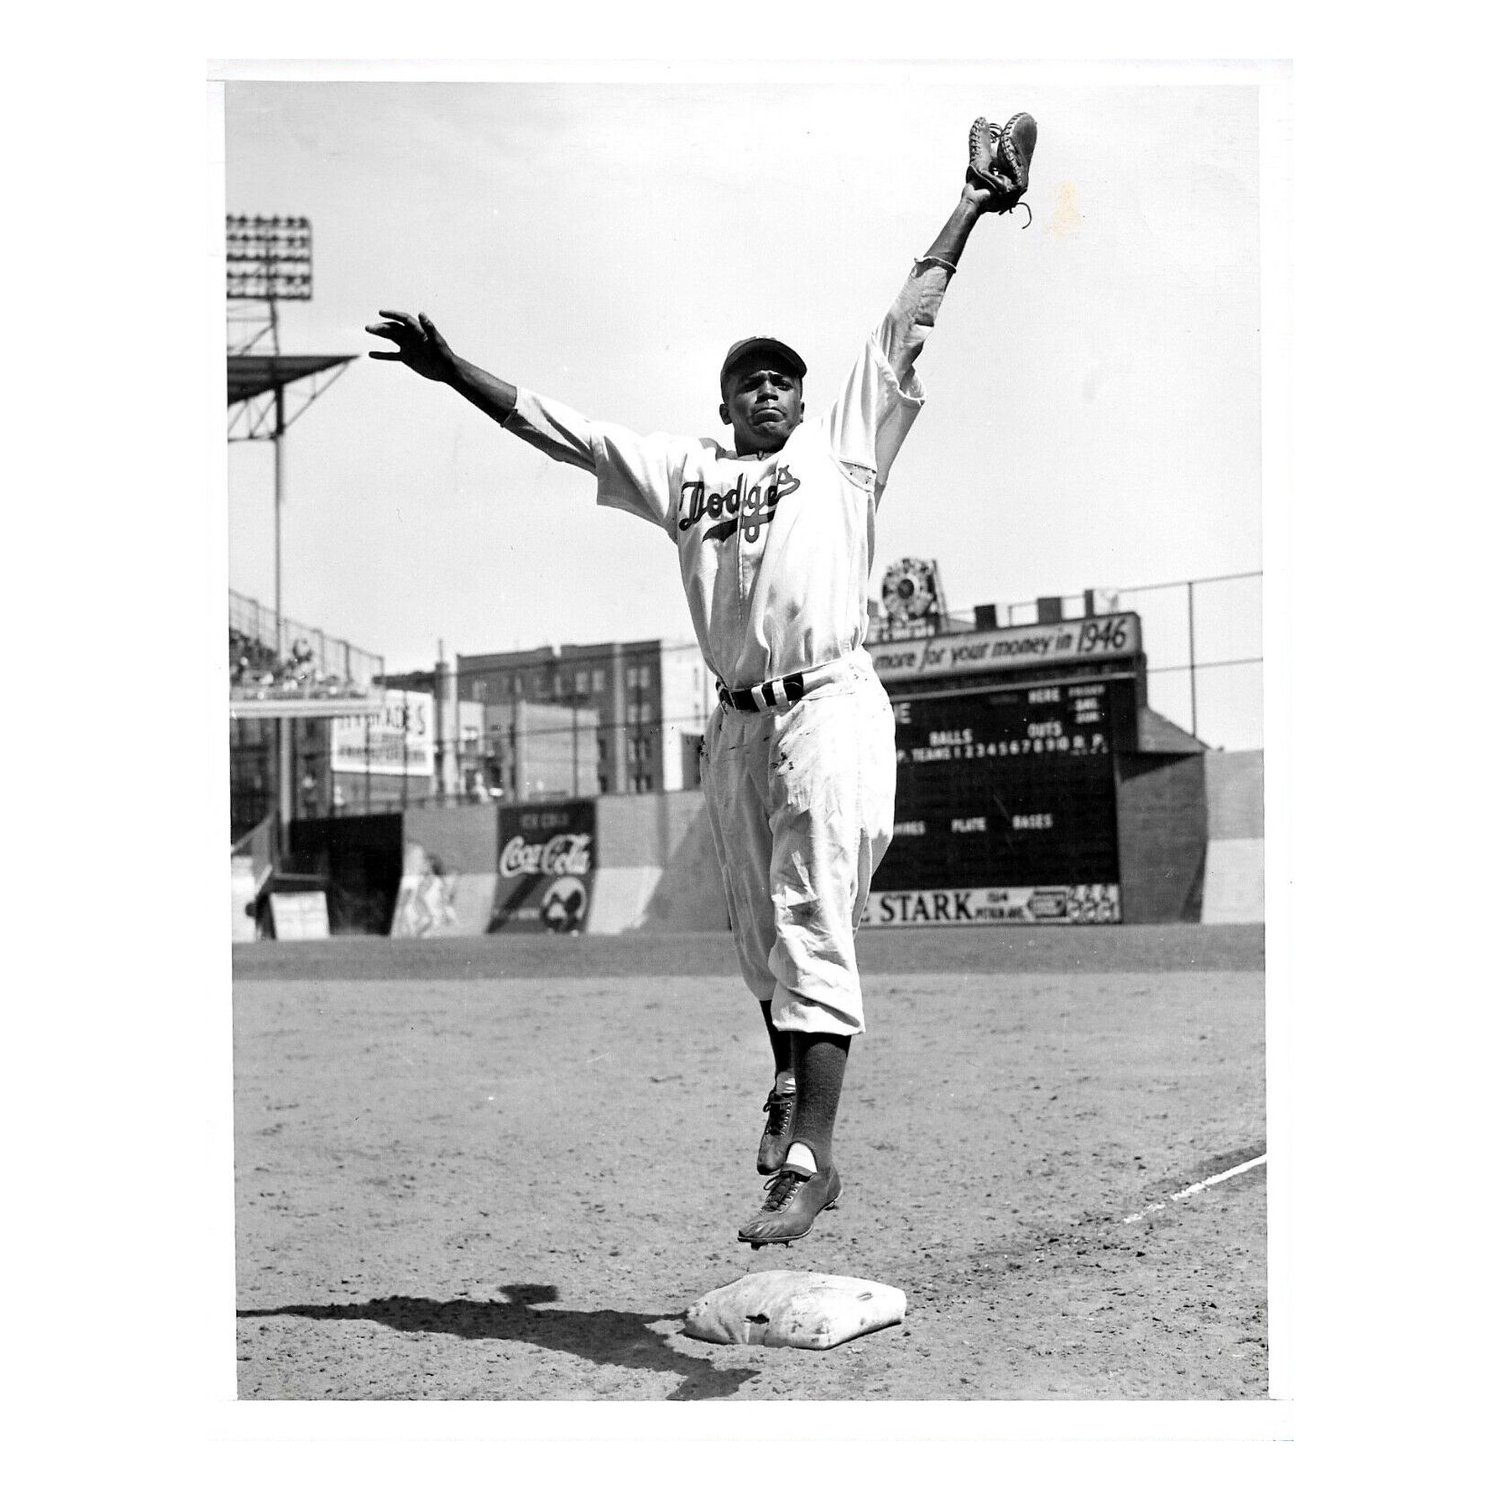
[226,215,350,660]
[227,214,312,337]
[226,216,353,846]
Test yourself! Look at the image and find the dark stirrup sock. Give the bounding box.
[760,1001,793,1078]
[788,1031,850,1171]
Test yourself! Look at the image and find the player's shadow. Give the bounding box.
[237,1282,757,1400]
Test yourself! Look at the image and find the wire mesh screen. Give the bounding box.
[229,589,384,686]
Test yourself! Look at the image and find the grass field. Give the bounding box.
[233,925,1266,1400]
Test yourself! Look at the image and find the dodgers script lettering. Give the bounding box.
[677,465,800,544]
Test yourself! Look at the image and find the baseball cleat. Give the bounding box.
[737,1164,842,1247]
[757,1087,796,1175]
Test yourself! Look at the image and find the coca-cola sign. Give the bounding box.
[498,832,593,879]
[488,801,597,935]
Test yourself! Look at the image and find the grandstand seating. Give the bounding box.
[229,626,366,700]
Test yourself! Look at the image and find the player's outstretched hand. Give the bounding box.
[365,310,458,382]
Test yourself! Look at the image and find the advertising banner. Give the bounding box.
[331,689,435,778]
[390,840,460,938]
[864,884,1121,927]
[487,800,597,934]
[869,613,1140,683]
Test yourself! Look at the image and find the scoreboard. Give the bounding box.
[865,676,1134,926]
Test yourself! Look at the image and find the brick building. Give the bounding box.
[458,639,715,796]
[481,698,601,802]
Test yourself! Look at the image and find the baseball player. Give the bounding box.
[367,115,1036,1247]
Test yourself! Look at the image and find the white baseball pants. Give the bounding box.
[701,652,896,1036]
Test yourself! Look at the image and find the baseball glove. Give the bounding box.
[967,113,1038,223]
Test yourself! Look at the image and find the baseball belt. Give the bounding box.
[716,658,853,713]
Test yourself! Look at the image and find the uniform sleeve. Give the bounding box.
[878,256,955,391]
[822,258,955,498]
[502,387,686,534]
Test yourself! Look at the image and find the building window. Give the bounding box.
[574,669,589,695]
[592,668,605,692]
[474,680,487,701]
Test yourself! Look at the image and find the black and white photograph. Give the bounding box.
[21,9,1486,1483]
[220,62,1281,1415]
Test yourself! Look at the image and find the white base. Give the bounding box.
[684,1270,906,1350]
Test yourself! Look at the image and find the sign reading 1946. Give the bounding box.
[1075,616,1136,655]
[870,612,1141,683]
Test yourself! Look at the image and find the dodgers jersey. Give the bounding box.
[502,260,953,690]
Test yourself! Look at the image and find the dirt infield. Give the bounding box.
[234,926,1266,1400]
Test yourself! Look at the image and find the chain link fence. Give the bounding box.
[946,571,1263,751]
[229,588,385,685]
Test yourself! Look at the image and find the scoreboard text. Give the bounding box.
[865,678,1127,925]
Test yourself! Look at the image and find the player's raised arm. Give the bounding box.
[367,307,680,519]
[365,309,519,425]
[920,113,1039,273]
[868,112,1038,397]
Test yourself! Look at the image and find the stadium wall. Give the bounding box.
[401,805,501,936]
[285,813,405,935]
[589,790,729,933]
[1201,750,1265,923]
[260,796,729,938]
[390,795,729,936]
[246,751,1262,939]
[1116,753,1208,924]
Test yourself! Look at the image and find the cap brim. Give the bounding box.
[720,337,807,390]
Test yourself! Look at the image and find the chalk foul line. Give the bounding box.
[1122,1153,1267,1224]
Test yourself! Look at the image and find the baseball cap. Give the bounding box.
[719,336,807,394]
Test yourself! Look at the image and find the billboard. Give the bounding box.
[868,679,1128,925]
[869,613,1140,683]
[390,840,460,939]
[331,689,435,778]
[864,884,1121,927]
[487,800,597,934]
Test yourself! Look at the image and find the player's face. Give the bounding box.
[720,363,804,454]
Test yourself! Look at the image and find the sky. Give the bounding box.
[223,66,1276,746]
